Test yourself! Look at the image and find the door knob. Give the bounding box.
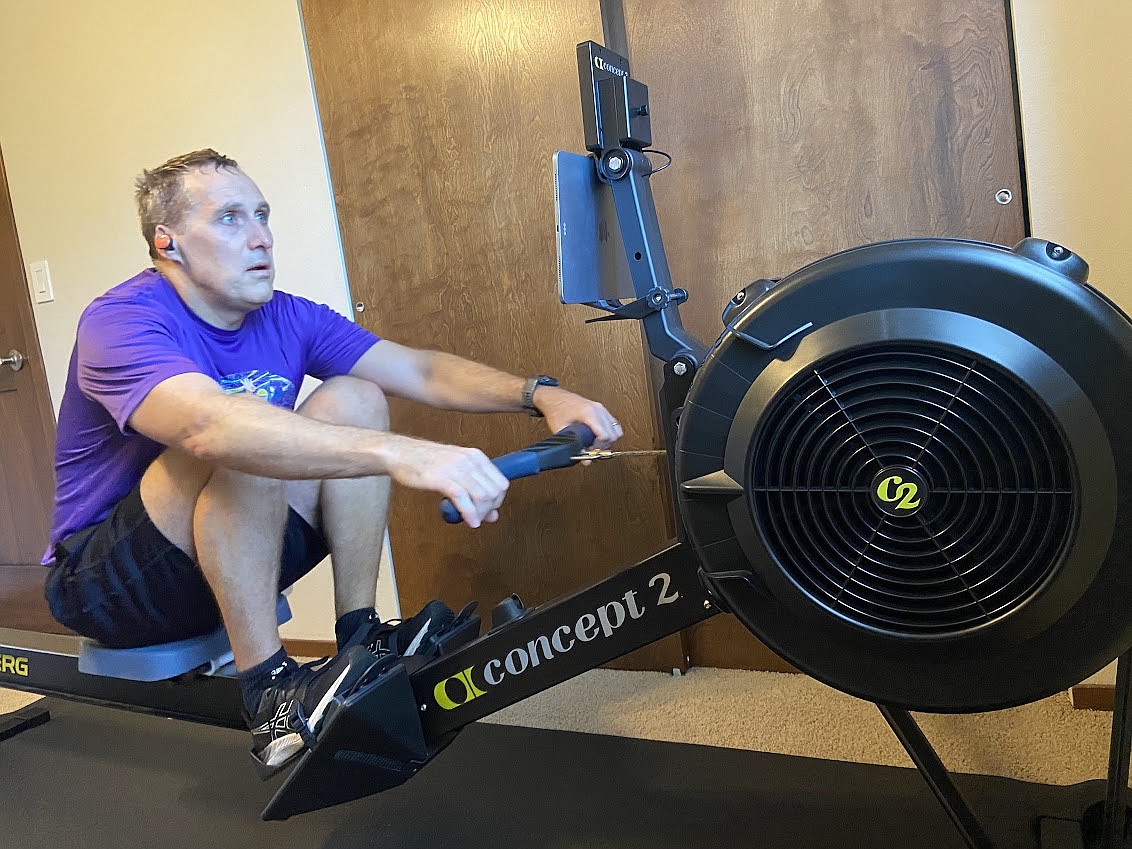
[1,350,25,371]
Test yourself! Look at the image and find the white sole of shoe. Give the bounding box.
[261,732,304,768]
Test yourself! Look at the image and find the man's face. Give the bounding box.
[169,166,275,320]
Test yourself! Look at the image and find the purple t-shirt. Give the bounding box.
[46,268,379,562]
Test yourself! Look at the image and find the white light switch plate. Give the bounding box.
[29,259,53,303]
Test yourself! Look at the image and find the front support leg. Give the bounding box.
[878,704,997,849]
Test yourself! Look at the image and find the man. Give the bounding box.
[44,149,621,775]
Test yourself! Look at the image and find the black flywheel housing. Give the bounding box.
[676,238,1132,712]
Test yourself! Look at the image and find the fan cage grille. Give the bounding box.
[750,343,1076,637]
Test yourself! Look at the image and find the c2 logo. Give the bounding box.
[875,475,921,511]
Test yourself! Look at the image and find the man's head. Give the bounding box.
[135,149,275,327]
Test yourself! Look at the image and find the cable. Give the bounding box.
[642,149,672,174]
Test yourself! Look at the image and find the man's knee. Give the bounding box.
[298,376,389,430]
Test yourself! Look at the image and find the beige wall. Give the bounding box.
[1012,0,1132,687]
[0,0,399,640]
[1013,0,1132,309]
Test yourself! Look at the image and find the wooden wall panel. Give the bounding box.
[0,566,69,633]
[624,0,1026,347]
[301,1,682,670]
[621,0,1027,669]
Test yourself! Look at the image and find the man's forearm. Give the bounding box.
[418,351,530,412]
[183,392,401,480]
[348,342,616,443]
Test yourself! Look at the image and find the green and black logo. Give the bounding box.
[871,468,927,516]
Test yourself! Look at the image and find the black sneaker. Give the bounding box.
[246,645,390,777]
[345,600,457,660]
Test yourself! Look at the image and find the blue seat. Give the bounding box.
[78,596,292,682]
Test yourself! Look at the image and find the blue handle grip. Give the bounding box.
[565,423,596,448]
[440,424,595,524]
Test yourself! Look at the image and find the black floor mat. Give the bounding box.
[0,697,1106,849]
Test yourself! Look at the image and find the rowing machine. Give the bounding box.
[6,39,1132,849]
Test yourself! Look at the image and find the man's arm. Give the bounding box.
[128,372,509,527]
[348,340,624,446]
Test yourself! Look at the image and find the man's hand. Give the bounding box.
[533,386,623,448]
[382,435,510,528]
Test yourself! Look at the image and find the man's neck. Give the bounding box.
[156,263,246,330]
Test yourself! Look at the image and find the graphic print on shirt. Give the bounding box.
[218,370,297,409]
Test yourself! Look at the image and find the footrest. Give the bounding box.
[262,656,454,821]
[78,596,292,682]
[433,613,481,657]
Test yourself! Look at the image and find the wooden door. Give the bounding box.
[620,0,1028,669]
[301,1,684,671]
[0,146,60,631]
[302,0,1027,673]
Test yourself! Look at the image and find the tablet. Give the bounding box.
[553,150,636,304]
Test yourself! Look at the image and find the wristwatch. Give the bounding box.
[521,375,559,417]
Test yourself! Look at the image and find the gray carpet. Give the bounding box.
[478,667,1116,786]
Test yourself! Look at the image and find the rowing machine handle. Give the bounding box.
[440,424,596,524]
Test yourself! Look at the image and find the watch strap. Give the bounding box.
[522,375,558,417]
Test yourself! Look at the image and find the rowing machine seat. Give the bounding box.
[77,596,292,682]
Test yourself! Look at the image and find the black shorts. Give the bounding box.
[44,484,328,648]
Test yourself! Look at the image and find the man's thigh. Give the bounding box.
[44,484,221,647]
[46,476,329,647]
[48,452,330,652]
